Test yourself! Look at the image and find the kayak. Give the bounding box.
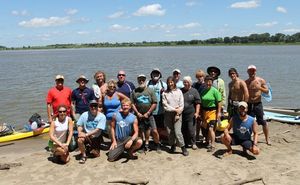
[0,127,49,143]
[264,106,300,116]
[264,111,300,124]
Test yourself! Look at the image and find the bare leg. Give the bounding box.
[77,137,86,157]
[151,128,160,144]
[221,134,232,156]
[263,124,271,145]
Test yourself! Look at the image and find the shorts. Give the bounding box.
[84,135,102,155]
[202,110,217,129]
[153,114,164,128]
[231,134,253,150]
[227,101,239,117]
[247,102,266,126]
[139,115,157,131]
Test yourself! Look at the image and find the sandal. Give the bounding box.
[207,145,215,152]
[79,156,87,164]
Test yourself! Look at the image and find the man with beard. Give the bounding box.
[131,74,161,152]
[245,65,270,145]
[221,101,259,156]
[227,68,249,118]
[92,71,107,106]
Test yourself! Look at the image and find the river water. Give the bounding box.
[0,46,299,129]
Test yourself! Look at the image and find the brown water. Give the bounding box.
[0,46,299,129]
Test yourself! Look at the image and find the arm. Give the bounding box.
[241,81,249,102]
[131,118,139,141]
[194,103,200,118]
[71,101,76,120]
[144,103,157,118]
[47,103,53,122]
[176,90,184,114]
[252,120,259,146]
[131,103,143,118]
[65,118,74,146]
[118,92,130,101]
[260,78,269,94]
[49,120,63,147]
[77,126,86,138]
[216,101,222,120]
[109,115,117,150]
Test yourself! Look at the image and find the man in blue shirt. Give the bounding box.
[116,70,135,98]
[71,75,95,121]
[77,100,106,164]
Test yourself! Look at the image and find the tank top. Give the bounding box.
[114,112,136,141]
[54,116,69,143]
[233,115,254,140]
[103,93,121,120]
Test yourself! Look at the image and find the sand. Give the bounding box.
[0,121,300,185]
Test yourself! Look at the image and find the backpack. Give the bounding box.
[0,123,14,136]
[29,113,43,127]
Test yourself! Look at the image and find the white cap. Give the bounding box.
[238,101,248,108]
[173,69,181,74]
[247,65,257,70]
[137,74,146,79]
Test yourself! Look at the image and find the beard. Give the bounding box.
[139,83,146,88]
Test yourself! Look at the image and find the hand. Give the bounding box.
[194,113,199,119]
[109,142,117,150]
[137,112,144,119]
[61,143,68,152]
[143,112,149,119]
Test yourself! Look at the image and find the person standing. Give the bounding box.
[46,75,72,122]
[181,76,201,150]
[77,100,106,164]
[92,71,107,105]
[71,75,95,121]
[172,69,184,89]
[207,66,226,108]
[245,65,270,145]
[116,70,135,98]
[162,76,188,156]
[227,68,249,118]
[131,74,161,152]
[221,101,259,156]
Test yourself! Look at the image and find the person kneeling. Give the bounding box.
[108,99,143,162]
[49,105,74,164]
[77,100,106,164]
[221,101,259,156]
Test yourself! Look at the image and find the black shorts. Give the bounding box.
[247,102,266,126]
[139,115,157,131]
[231,134,253,150]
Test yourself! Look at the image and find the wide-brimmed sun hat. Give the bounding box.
[207,66,221,77]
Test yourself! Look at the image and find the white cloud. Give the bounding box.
[178,22,200,29]
[191,33,201,37]
[276,6,287,13]
[77,31,89,35]
[256,21,278,27]
[108,11,125,19]
[186,1,197,7]
[133,4,166,16]
[19,17,71,28]
[109,24,139,32]
[230,0,260,9]
[11,10,28,16]
[65,8,78,15]
[144,23,175,31]
[282,28,300,33]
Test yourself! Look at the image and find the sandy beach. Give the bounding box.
[1,120,299,185]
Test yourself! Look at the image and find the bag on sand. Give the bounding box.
[29,113,43,128]
[0,123,14,136]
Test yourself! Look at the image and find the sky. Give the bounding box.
[0,0,299,47]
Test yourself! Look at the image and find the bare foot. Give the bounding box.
[266,140,272,146]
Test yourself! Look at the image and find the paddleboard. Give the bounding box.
[0,127,49,143]
[264,111,300,124]
[264,107,300,116]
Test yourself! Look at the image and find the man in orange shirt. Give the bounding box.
[46,75,72,122]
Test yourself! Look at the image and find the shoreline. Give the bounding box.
[1,120,299,184]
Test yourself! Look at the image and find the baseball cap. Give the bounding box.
[89,100,98,106]
[247,65,257,70]
[238,101,248,109]
[173,69,181,74]
[76,75,89,83]
[137,74,146,79]
[55,75,64,80]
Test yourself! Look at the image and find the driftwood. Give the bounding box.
[108,179,149,185]
[281,130,291,134]
[230,176,265,185]
[0,162,22,170]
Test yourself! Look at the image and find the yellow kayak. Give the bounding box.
[0,127,49,143]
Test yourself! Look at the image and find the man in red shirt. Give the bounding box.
[46,75,72,122]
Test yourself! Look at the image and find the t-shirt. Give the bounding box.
[147,80,167,115]
[233,115,254,141]
[116,81,135,98]
[192,82,206,96]
[200,87,222,109]
[176,80,184,89]
[181,87,201,114]
[114,112,136,141]
[72,87,95,114]
[162,89,184,112]
[46,86,72,116]
[77,111,106,137]
[131,87,157,114]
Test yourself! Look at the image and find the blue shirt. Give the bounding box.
[116,81,135,98]
[147,80,167,115]
[72,87,95,114]
[176,80,184,89]
[233,115,254,140]
[103,93,121,120]
[114,112,136,141]
[77,111,106,137]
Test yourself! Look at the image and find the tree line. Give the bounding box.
[1,32,300,50]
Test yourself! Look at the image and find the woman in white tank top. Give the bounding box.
[49,105,73,163]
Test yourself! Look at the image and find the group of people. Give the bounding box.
[47,64,270,164]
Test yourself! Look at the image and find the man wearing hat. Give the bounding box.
[131,74,161,152]
[71,75,96,121]
[207,66,226,107]
[221,101,259,156]
[147,68,167,129]
[46,75,72,122]
[245,65,270,145]
[172,69,184,89]
[77,100,106,164]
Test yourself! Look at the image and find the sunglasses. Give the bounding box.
[118,74,126,77]
[90,104,98,108]
[58,110,66,113]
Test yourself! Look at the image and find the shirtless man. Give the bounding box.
[245,65,270,145]
[227,68,249,118]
